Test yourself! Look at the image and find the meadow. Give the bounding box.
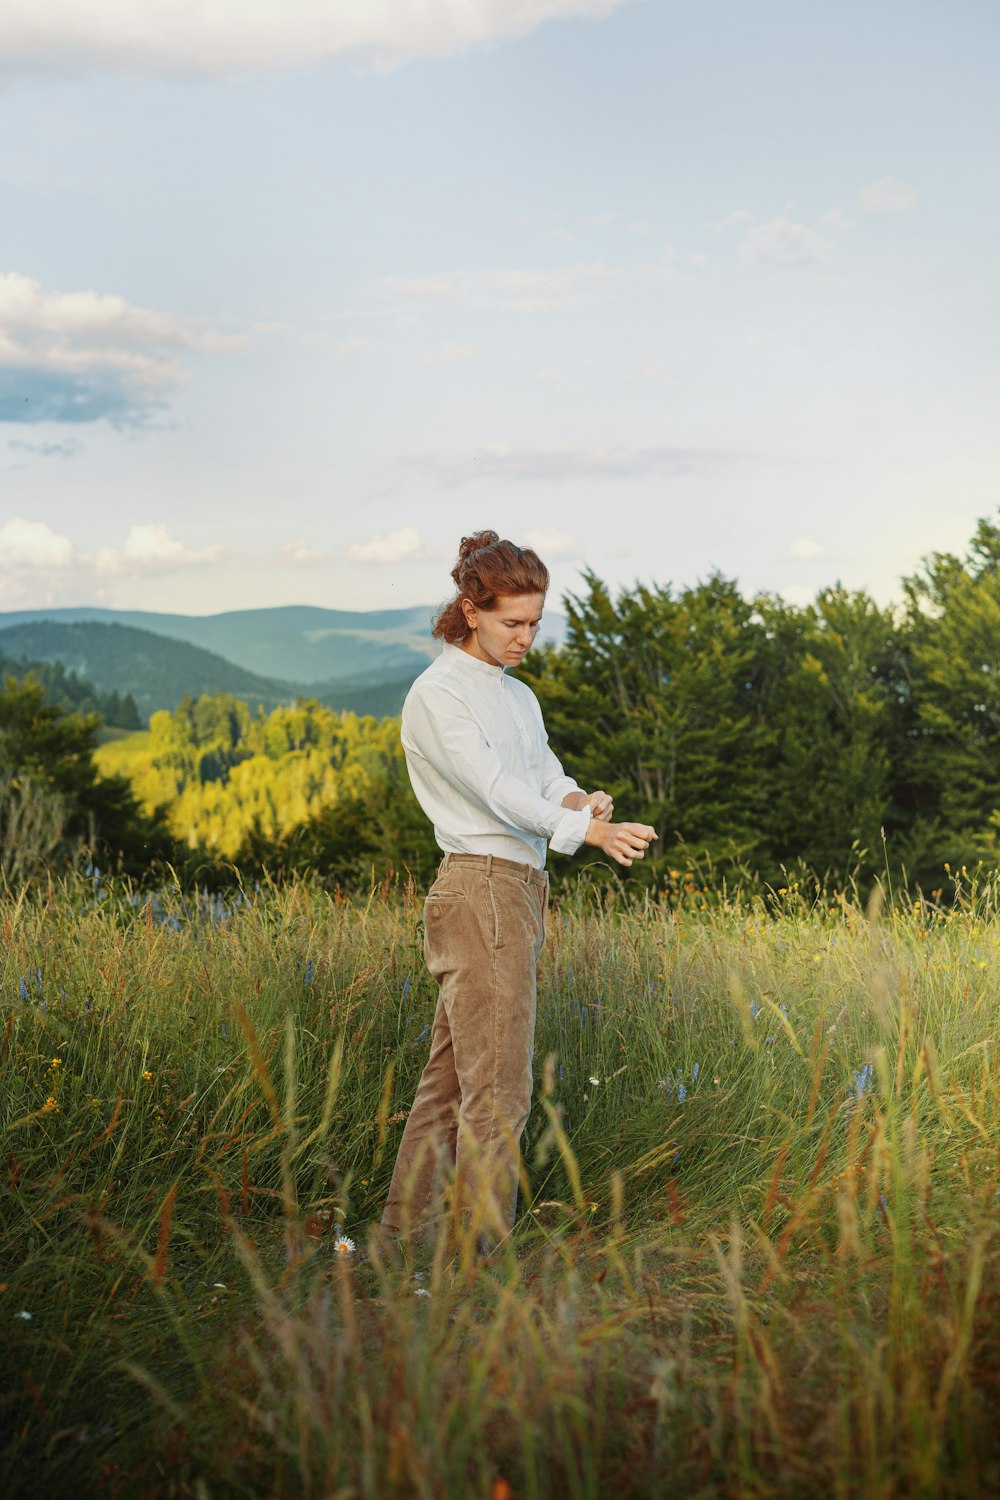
[1,868,998,1498]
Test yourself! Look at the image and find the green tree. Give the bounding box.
[752,586,899,887]
[0,674,177,880]
[520,570,771,883]
[895,515,1000,882]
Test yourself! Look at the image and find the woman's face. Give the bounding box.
[462,592,546,668]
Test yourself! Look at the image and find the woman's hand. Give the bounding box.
[584,819,658,866]
[585,789,614,822]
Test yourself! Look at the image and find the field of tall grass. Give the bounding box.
[1,867,998,1497]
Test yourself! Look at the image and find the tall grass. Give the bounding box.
[1,868,998,1496]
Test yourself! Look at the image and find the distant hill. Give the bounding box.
[0,621,303,723]
[0,604,440,685]
[0,605,568,718]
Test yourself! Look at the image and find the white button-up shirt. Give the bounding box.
[400,642,592,868]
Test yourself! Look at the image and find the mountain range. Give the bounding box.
[0,605,566,722]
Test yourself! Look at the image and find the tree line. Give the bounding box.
[0,643,142,728]
[4,513,1000,898]
[519,513,1000,895]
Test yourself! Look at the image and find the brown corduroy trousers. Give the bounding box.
[381,852,548,1245]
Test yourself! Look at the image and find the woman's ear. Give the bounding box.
[460,596,477,631]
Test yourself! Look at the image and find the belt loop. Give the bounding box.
[484,854,493,878]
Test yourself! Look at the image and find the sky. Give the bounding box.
[1,0,998,620]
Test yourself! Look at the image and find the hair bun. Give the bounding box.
[452,529,499,584]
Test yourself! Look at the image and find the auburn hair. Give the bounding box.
[432,530,550,644]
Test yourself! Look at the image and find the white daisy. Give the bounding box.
[334,1236,356,1256]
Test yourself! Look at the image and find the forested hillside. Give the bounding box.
[0,643,141,729]
[0,603,444,689]
[93,692,437,884]
[0,620,299,721]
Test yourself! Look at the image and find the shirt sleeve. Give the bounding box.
[403,683,592,856]
[541,739,583,808]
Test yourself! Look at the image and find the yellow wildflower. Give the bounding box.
[142,1070,153,1082]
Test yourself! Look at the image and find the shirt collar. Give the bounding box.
[441,641,507,676]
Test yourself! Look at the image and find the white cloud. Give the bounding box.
[334,337,376,360]
[0,518,227,606]
[278,540,331,567]
[789,537,828,560]
[820,207,854,233]
[628,359,682,388]
[368,257,675,314]
[860,178,918,215]
[415,343,482,368]
[0,517,74,568]
[709,208,751,232]
[8,437,80,459]
[531,367,578,390]
[739,216,833,270]
[0,270,247,424]
[0,1,633,75]
[346,526,423,564]
[370,261,624,312]
[404,443,745,485]
[95,525,228,575]
[525,527,581,560]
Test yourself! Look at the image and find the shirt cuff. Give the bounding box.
[547,776,582,806]
[549,802,591,856]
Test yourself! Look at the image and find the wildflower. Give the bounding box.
[588,1075,600,1086]
[402,975,412,1001]
[18,977,28,1001]
[42,1097,59,1114]
[749,1001,761,1021]
[414,1287,431,1298]
[692,1062,700,1081]
[14,1310,32,1320]
[50,1058,62,1069]
[413,1023,430,1045]
[304,959,314,985]
[713,1075,720,1085]
[142,1070,153,1082]
[677,1083,687,1103]
[851,1063,874,1098]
